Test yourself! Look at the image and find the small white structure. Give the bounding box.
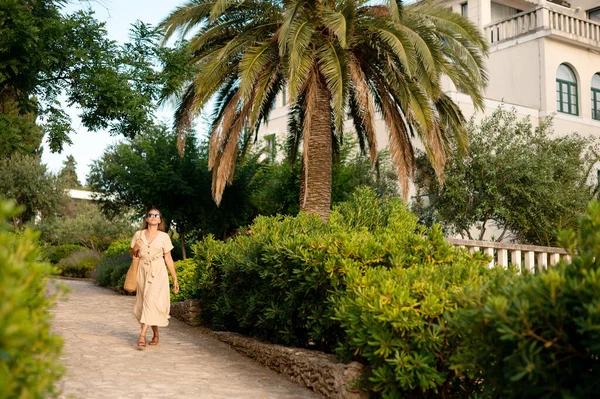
[68,189,96,201]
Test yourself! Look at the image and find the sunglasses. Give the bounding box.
[147,213,161,218]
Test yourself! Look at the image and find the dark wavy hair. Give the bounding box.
[142,207,167,232]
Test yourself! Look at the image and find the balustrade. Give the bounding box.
[483,5,600,45]
[447,238,571,273]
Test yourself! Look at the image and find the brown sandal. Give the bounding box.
[137,336,146,349]
[149,336,159,346]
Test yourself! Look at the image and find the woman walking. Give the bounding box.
[130,208,179,348]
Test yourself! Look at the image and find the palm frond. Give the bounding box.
[286,96,304,163]
[322,8,348,48]
[376,83,415,200]
[317,38,348,135]
[286,17,316,102]
[239,41,276,101]
[348,55,377,165]
[278,0,309,56]
[160,0,215,42]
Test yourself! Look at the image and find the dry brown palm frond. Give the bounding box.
[208,91,241,171]
[348,55,378,166]
[212,91,255,205]
[422,119,447,181]
[174,83,198,155]
[378,85,415,200]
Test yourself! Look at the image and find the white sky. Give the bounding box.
[41,0,185,185]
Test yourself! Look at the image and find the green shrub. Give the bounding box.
[192,188,497,398]
[56,249,101,278]
[333,225,505,397]
[96,253,131,289]
[0,201,64,397]
[42,244,86,264]
[103,239,131,258]
[194,211,347,349]
[448,201,600,398]
[170,258,198,303]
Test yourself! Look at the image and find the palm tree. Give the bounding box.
[161,0,488,220]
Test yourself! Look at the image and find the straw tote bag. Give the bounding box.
[124,231,141,293]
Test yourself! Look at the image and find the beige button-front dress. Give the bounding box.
[130,230,174,327]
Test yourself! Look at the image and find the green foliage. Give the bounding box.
[414,107,597,245]
[95,253,131,289]
[0,99,44,158]
[56,249,101,278]
[0,154,67,228]
[0,201,63,398]
[448,201,600,398]
[104,239,131,258]
[43,244,87,264]
[333,226,504,397]
[0,2,193,153]
[192,184,493,399]
[37,202,134,251]
[88,126,261,243]
[170,259,197,303]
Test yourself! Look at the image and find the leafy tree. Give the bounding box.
[160,0,488,219]
[58,155,82,188]
[0,1,192,153]
[413,107,598,245]
[0,99,44,159]
[0,154,67,229]
[87,126,259,256]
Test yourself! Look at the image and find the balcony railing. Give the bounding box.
[447,238,571,273]
[484,5,600,46]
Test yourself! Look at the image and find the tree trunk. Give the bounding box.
[181,234,187,260]
[299,75,332,220]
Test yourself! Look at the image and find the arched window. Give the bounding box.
[556,64,578,115]
[592,73,600,120]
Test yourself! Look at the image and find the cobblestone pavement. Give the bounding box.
[51,279,320,399]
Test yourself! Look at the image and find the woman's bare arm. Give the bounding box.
[164,252,179,294]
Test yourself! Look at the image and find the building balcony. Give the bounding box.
[484,3,600,49]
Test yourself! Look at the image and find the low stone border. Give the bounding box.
[170,299,202,326]
[171,300,367,399]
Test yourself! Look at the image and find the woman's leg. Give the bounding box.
[138,323,149,347]
[149,326,159,345]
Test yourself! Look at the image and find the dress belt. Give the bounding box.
[141,253,164,283]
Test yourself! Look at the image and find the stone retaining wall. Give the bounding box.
[170,299,202,326]
[171,300,367,399]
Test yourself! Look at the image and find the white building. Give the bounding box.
[257,0,600,150]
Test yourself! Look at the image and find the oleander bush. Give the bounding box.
[192,188,502,397]
[56,249,101,278]
[448,201,600,398]
[0,201,64,398]
[42,244,86,264]
[332,225,509,398]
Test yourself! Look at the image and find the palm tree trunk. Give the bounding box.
[300,75,332,220]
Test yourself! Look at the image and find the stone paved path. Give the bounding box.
[51,279,320,399]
